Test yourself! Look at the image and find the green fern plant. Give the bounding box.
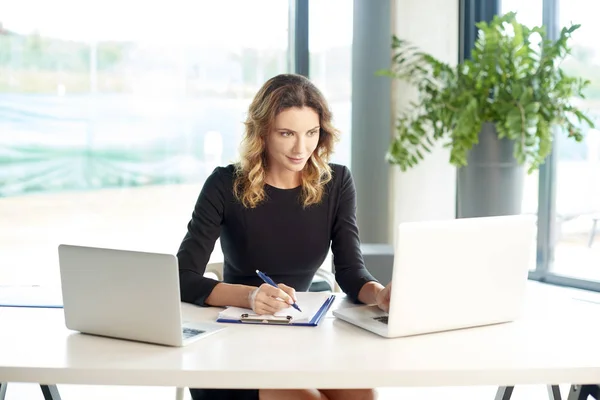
[378,11,595,173]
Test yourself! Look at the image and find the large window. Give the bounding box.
[500,0,600,289]
[500,0,543,27]
[309,0,353,167]
[0,1,290,286]
[551,0,600,283]
[500,0,544,271]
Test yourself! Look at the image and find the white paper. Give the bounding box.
[217,291,333,323]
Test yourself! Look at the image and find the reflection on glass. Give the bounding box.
[0,1,290,285]
[551,0,600,282]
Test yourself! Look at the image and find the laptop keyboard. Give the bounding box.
[373,316,389,324]
[182,327,205,339]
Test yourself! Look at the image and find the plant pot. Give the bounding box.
[457,122,525,218]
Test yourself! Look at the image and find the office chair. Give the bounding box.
[203,254,338,293]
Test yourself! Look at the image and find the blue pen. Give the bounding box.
[255,269,302,312]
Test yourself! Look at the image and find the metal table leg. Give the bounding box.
[0,383,7,400]
[590,385,600,400]
[567,385,599,400]
[588,218,598,248]
[495,386,514,400]
[548,385,562,400]
[40,385,62,400]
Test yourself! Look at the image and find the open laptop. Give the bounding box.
[333,215,536,338]
[58,244,225,347]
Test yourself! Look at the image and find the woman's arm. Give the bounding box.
[177,167,236,307]
[206,282,296,312]
[358,280,385,305]
[204,283,256,308]
[330,165,380,303]
[177,167,298,311]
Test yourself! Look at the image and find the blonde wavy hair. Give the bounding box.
[233,74,339,208]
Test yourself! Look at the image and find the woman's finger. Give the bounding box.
[262,294,290,312]
[255,300,281,315]
[278,283,297,302]
[260,283,293,304]
[384,284,392,301]
[256,290,288,311]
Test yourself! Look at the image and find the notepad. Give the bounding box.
[217,291,335,326]
[0,286,63,308]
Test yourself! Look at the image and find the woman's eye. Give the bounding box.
[308,130,318,137]
[281,131,293,137]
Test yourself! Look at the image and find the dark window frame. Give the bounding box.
[289,0,309,77]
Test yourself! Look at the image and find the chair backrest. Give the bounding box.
[202,252,339,292]
[204,261,224,281]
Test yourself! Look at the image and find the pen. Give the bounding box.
[255,269,302,312]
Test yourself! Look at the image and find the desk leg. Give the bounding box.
[548,385,562,400]
[567,385,599,400]
[40,385,62,400]
[495,386,514,400]
[0,383,7,400]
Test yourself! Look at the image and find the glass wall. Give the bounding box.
[0,1,290,286]
[551,0,600,282]
[500,0,543,27]
[309,0,353,167]
[499,0,544,271]
[500,0,600,289]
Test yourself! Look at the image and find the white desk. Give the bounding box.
[0,283,599,394]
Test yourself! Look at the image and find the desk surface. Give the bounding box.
[1,282,599,389]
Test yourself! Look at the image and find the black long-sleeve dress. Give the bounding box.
[177,163,377,400]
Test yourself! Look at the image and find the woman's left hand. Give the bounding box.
[375,282,392,312]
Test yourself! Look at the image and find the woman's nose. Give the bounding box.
[292,136,305,153]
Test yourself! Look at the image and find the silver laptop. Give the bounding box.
[58,244,225,346]
[333,215,536,338]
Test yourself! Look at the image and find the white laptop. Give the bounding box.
[58,244,225,347]
[333,215,536,338]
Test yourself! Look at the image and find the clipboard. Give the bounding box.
[217,293,335,327]
[0,286,63,308]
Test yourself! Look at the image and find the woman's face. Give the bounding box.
[265,107,320,174]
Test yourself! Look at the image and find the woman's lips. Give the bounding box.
[287,156,304,164]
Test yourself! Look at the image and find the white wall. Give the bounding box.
[388,0,459,244]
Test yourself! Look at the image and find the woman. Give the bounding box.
[177,73,391,400]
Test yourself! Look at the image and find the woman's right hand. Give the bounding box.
[248,283,297,315]
[375,282,392,313]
